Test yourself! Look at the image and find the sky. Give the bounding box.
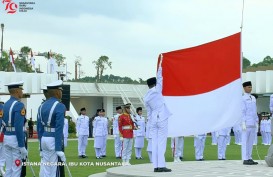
[1,0,273,80]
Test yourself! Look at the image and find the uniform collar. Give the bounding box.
[244,93,251,96]
[49,97,60,102]
[10,96,20,101]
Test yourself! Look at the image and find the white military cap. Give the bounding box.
[41,85,47,91]
[47,80,63,90]
[5,81,24,89]
[0,97,4,104]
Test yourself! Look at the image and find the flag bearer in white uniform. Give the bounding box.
[0,99,6,176]
[100,109,108,157]
[63,118,69,147]
[216,127,230,160]
[194,134,206,161]
[171,136,184,162]
[134,107,146,159]
[76,107,89,158]
[144,58,172,173]
[93,109,108,159]
[145,117,152,163]
[2,81,28,177]
[37,80,66,177]
[112,106,122,159]
[241,81,258,165]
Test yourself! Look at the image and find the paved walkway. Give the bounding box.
[89,160,273,177]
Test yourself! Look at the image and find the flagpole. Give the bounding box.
[240,0,245,79]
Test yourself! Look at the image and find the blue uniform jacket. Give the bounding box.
[37,97,66,151]
[2,96,25,147]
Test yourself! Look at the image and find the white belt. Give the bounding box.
[122,125,132,130]
[6,127,15,131]
[44,127,55,132]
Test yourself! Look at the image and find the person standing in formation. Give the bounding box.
[216,127,230,160]
[211,131,217,145]
[2,81,28,177]
[63,117,69,147]
[265,117,272,145]
[260,117,266,145]
[118,103,135,166]
[171,136,184,162]
[100,109,108,157]
[76,107,89,158]
[0,99,5,176]
[28,118,34,138]
[144,57,172,172]
[134,107,145,160]
[37,80,66,177]
[194,134,206,161]
[112,106,122,159]
[145,117,152,163]
[93,109,108,159]
[241,81,258,165]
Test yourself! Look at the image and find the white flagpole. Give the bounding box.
[240,0,245,79]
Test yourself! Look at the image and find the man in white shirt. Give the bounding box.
[112,106,122,159]
[76,107,89,158]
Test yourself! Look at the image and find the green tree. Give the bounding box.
[52,53,66,66]
[92,56,112,82]
[251,56,273,67]
[243,57,251,69]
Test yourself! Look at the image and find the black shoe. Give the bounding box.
[136,157,139,159]
[116,156,121,159]
[82,155,87,158]
[101,155,106,157]
[140,157,143,159]
[196,159,202,161]
[157,167,172,172]
[249,159,258,165]
[179,156,183,160]
[78,155,83,158]
[243,160,255,165]
[154,168,158,172]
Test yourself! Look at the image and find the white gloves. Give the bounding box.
[215,132,219,138]
[56,151,66,162]
[19,147,28,159]
[40,151,43,158]
[242,122,247,131]
[76,132,79,137]
[120,137,123,141]
[113,135,117,138]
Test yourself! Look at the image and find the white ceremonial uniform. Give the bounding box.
[217,128,230,159]
[134,115,146,158]
[253,122,259,145]
[260,119,266,145]
[93,116,108,158]
[101,117,108,156]
[171,136,184,162]
[211,132,217,145]
[113,114,122,158]
[144,66,172,169]
[233,122,242,145]
[63,118,68,147]
[225,128,231,145]
[76,114,89,156]
[265,119,272,145]
[145,119,152,163]
[270,94,273,115]
[194,134,206,160]
[241,93,259,161]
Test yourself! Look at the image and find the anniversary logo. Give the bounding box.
[2,0,35,14]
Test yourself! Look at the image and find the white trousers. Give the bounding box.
[146,138,152,162]
[101,135,107,156]
[211,132,217,144]
[265,132,272,145]
[40,137,59,177]
[261,131,266,144]
[151,119,168,168]
[194,136,206,160]
[241,127,256,160]
[121,138,133,161]
[171,137,184,157]
[217,135,227,159]
[114,135,122,157]
[78,135,88,156]
[0,143,5,167]
[3,135,22,177]
[234,131,242,144]
[63,137,68,147]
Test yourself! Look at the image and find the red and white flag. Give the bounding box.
[9,48,17,72]
[159,33,242,136]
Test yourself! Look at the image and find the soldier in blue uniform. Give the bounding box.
[37,80,66,177]
[2,81,28,177]
[0,98,5,176]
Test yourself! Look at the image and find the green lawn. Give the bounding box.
[25,136,269,177]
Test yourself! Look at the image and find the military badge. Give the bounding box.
[21,108,26,116]
[0,110,3,118]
